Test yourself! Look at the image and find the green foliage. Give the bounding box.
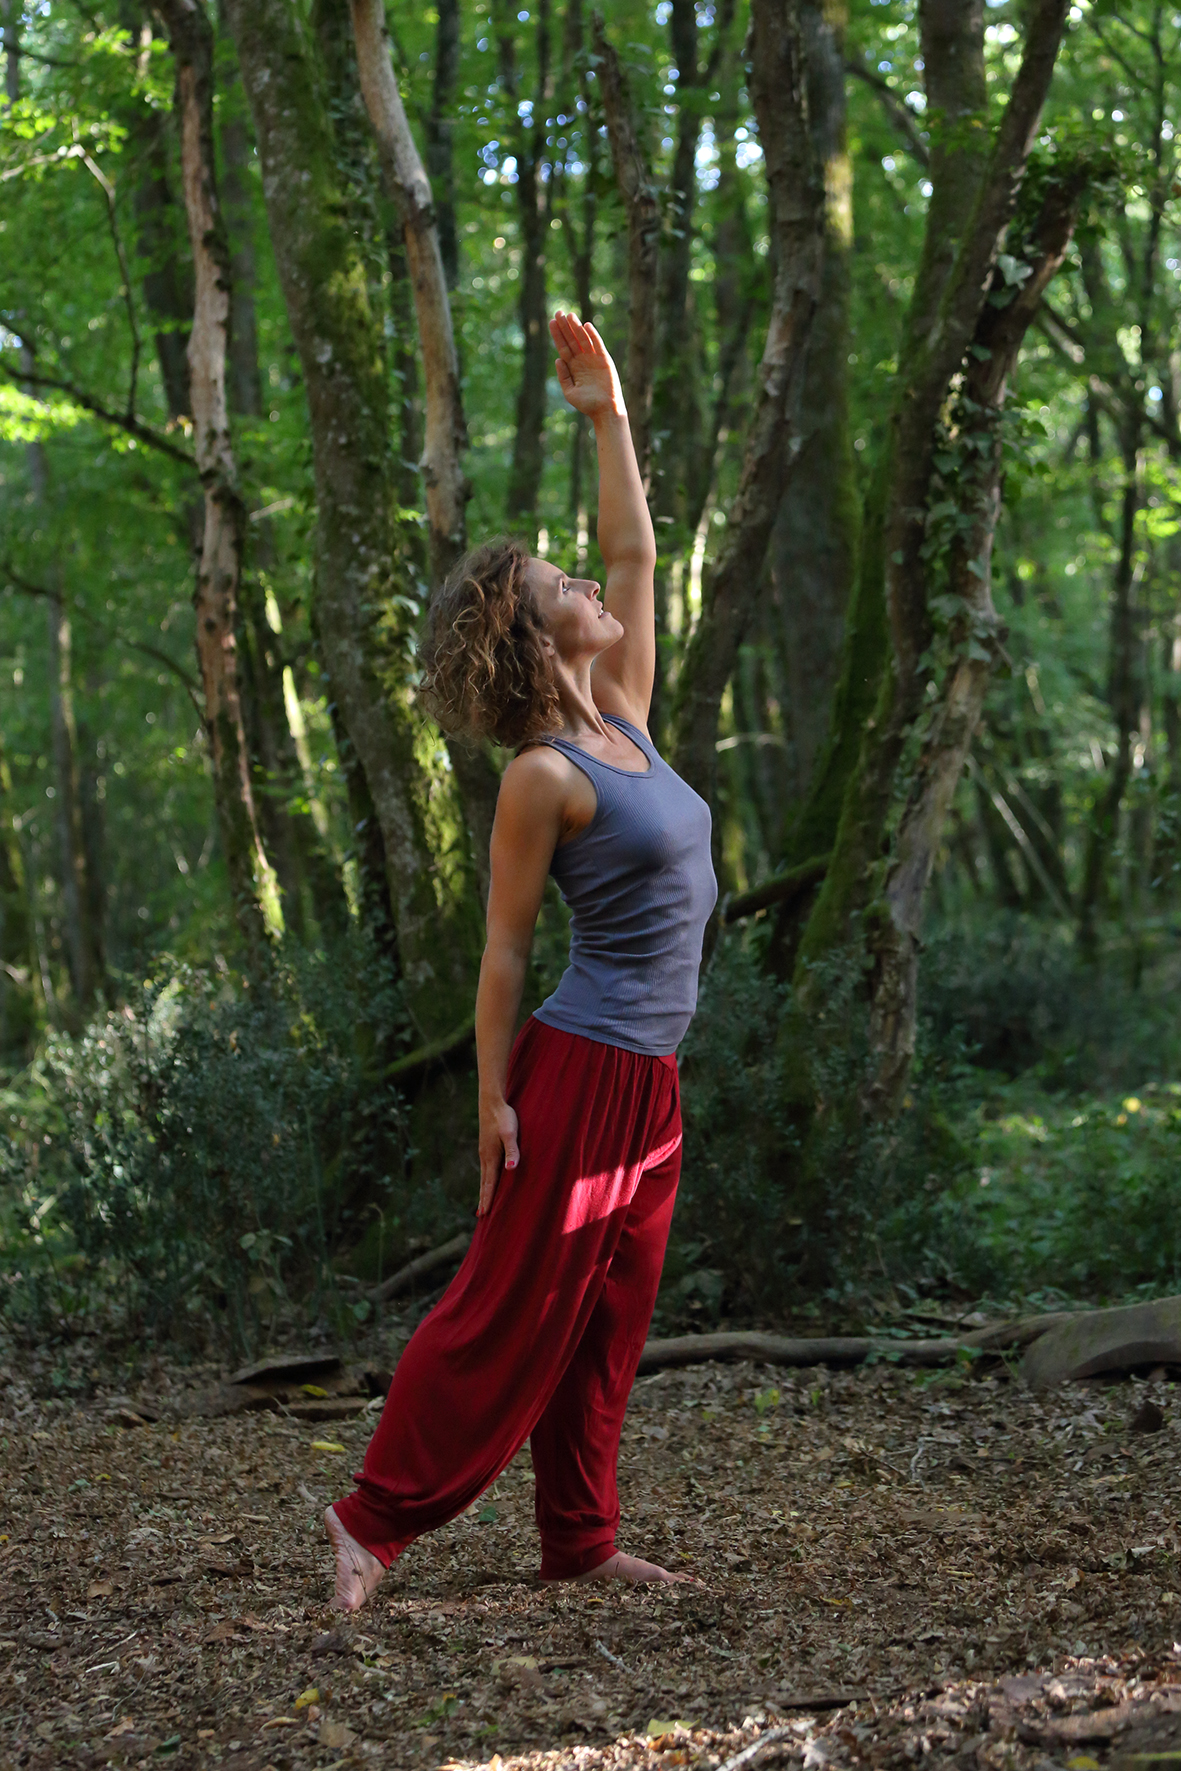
[0,938,413,1356]
[668,934,976,1320]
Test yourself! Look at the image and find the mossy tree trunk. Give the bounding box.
[593,15,661,495]
[226,0,477,1028]
[350,0,500,910]
[667,0,826,817]
[768,0,857,831]
[160,0,282,956]
[865,169,1087,1112]
[217,24,351,941]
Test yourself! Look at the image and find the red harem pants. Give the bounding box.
[332,1016,682,1580]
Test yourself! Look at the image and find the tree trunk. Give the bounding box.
[1077,449,1143,955]
[117,3,195,424]
[426,0,461,290]
[350,0,501,907]
[667,0,826,815]
[217,23,263,422]
[47,597,104,1010]
[593,15,660,492]
[0,737,38,1062]
[498,0,552,531]
[160,0,281,955]
[863,171,1086,1110]
[2,0,20,104]
[349,0,468,583]
[553,0,598,539]
[20,339,105,1012]
[792,0,1069,1006]
[226,0,477,1026]
[771,0,857,819]
[217,34,353,939]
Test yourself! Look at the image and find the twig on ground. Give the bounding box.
[595,1639,628,1673]
[716,1725,797,1771]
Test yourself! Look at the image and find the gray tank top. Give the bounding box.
[533,714,717,1057]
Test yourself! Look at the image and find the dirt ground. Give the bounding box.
[3,1334,1181,1771]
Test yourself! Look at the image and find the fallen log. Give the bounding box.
[1021,1295,1181,1391]
[367,1230,472,1305]
[636,1312,1083,1376]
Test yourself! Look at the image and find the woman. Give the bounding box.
[324,312,717,1611]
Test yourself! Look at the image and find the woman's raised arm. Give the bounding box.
[549,312,657,727]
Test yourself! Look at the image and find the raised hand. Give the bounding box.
[550,311,625,420]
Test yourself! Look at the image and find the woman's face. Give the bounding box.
[524,558,623,663]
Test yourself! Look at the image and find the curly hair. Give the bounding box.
[418,537,561,748]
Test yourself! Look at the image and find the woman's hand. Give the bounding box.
[550,311,625,420]
[477,1095,520,1217]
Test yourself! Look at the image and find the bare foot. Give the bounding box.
[576,1551,691,1584]
[324,1505,384,1612]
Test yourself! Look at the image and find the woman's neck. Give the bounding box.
[552,659,610,740]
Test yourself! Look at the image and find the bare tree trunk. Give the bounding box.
[496,0,552,530]
[226,0,478,1025]
[47,597,104,1011]
[2,0,20,104]
[160,0,281,955]
[19,334,105,1011]
[863,172,1086,1110]
[593,15,660,492]
[426,0,461,290]
[116,3,195,425]
[0,737,38,1061]
[217,24,263,422]
[349,0,468,582]
[667,0,826,815]
[1078,448,1143,955]
[553,0,598,537]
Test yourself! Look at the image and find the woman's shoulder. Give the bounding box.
[500,741,579,801]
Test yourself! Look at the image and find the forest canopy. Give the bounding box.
[3,0,1181,1357]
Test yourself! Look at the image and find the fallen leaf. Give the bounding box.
[647,1718,694,1737]
[86,1579,113,1599]
[301,1383,330,1397]
[294,1686,320,1710]
[310,1439,347,1453]
[1066,1758,1102,1770]
[106,1718,136,1738]
[261,1716,301,1729]
[198,1532,237,1545]
[318,1719,356,1748]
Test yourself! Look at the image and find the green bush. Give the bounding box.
[920,910,1181,1090]
[0,936,414,1354]
[669,934,978,1321]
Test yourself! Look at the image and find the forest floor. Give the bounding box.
[3,1332,1181,1771]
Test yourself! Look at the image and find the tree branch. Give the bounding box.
[844,50,929,167]
[79,146,142,421]
[1,560,205,719]
[0,361,196,467]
